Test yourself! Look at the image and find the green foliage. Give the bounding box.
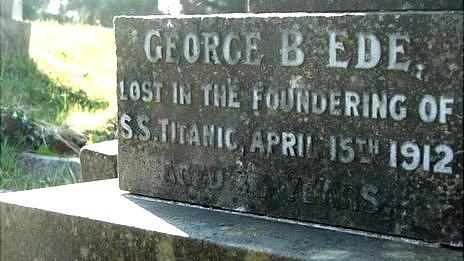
[85,116,117,143]
[0,107,41,150]
[67,0,157,26]
[0,54,109,156]
[0,22,115,191]
[23,0,247,26]
[183,0,246,13]
[23,0,46,20]
[0,56,108,125]
[37,144,55,156]
[0,140,25,188]
[0,106,88,156]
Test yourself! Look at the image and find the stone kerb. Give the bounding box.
[80,140,118,182]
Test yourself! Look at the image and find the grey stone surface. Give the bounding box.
[248,0,463,13]
[0,0,11,18]
[20,152,81,181]
[0,179,462,260]
[80,139,118,182]
[0,17,30,58]
[114,12,463,246]
[1,0,28,59]
[0,0,22,20]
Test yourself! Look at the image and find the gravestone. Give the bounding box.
[1,0,22,19]
[248,0,464,13]
[0,0,30,59]
[0,2,462,260]
[115,11,463,246]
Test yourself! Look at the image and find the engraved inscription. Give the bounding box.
[143,29,412,70]
[116,14,463,245]
[161,162,225,190]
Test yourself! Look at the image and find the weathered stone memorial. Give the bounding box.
[248,0,463,13]
[1,1,463,260]
[115,11,463,246]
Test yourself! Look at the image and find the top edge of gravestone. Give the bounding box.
[113,10,463,22]
[248,0,463,13]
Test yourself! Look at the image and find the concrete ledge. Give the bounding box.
[79,140,117,182]
[0,179,461,260]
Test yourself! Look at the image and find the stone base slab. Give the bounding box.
[0,179,461,260]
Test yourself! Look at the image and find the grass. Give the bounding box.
[0,56,108,124]
[0,21,117,190]
[29,21,117,132]
[1,21,116,128]
[0,140,78,191]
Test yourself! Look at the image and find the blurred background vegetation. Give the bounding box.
[24,0,159,27]
[23,0,246,26]
[0,0,246,190]
[0,20,117,190]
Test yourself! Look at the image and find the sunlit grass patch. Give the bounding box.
[0,56,107,125]
[29,21,117,131]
